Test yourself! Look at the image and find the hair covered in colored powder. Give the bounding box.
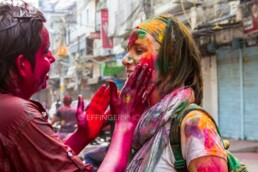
[136,18,167,45]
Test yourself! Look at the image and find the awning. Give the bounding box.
[102,61,124,76]
[101,52,126,76]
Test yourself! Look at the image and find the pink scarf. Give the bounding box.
[127,87,195,172]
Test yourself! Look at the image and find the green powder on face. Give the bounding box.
[128,56,133,62]
[136,30,147,39]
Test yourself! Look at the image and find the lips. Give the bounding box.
[126,70,133,77]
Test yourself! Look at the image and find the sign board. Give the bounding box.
[89,32,101,39]
[101,9,113,48]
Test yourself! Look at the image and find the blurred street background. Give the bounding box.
[22,0,258,170]
[228,139,258,171]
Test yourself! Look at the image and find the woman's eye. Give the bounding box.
[135,48,145,55]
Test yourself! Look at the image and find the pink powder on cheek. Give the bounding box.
[139,51,159,71]
[140,55,155,70]
[139,36,159,70]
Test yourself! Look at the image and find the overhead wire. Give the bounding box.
[180,0,193,29]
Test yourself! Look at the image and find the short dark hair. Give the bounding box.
[63,94,72,106]
[156,15,203,105]
[0,1,46,93]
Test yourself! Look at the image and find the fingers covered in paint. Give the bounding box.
[110,64,153,126]
[65,87,111,154]
[109,81,118,102]
[109,81,119,115]
[76,95,85,124]
[88,85,108,107]
[125,64,142,88]
[137,68,152,101]
[75,85,111,140]
[135,64,149,91]
[86,84,110,115]
[142,83,155,104]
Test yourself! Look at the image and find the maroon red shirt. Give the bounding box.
[0,93,91,172]
[56,106,77,133]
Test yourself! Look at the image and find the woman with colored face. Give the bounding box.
[121,15,228,171]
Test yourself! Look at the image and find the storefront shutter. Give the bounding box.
[242,46,258,140]
[216,48,242,139]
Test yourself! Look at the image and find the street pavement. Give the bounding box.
[229,139,258,172]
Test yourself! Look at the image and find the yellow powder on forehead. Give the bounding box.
[137,16,167,44]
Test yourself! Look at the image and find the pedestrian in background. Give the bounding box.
[51,94,77,139]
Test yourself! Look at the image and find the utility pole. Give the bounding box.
[59,62,65,101]
[143,0,153,19]
[58,18,68,101]
[77,35,81,95]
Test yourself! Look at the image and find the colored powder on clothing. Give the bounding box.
[203,128,216,149]
[184,117,203,139]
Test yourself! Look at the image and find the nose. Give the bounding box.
[47,50,55,63]
[122,54,134,66]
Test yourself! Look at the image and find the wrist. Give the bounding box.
[64,129,90,154]
[75,127,87,136]
[114,121,137,135]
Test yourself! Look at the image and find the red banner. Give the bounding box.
[101,9,113,48]
[242,0,258,34]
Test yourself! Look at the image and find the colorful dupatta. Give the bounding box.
[127,87,195,172]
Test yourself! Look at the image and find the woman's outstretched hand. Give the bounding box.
[109,64,154,127]
[98,64,155,172]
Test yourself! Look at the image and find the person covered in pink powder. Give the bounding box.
[51,94,77,139]
[99,15,229,171]
[0,1,153,171]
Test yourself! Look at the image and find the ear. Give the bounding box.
[16,54,32,78]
